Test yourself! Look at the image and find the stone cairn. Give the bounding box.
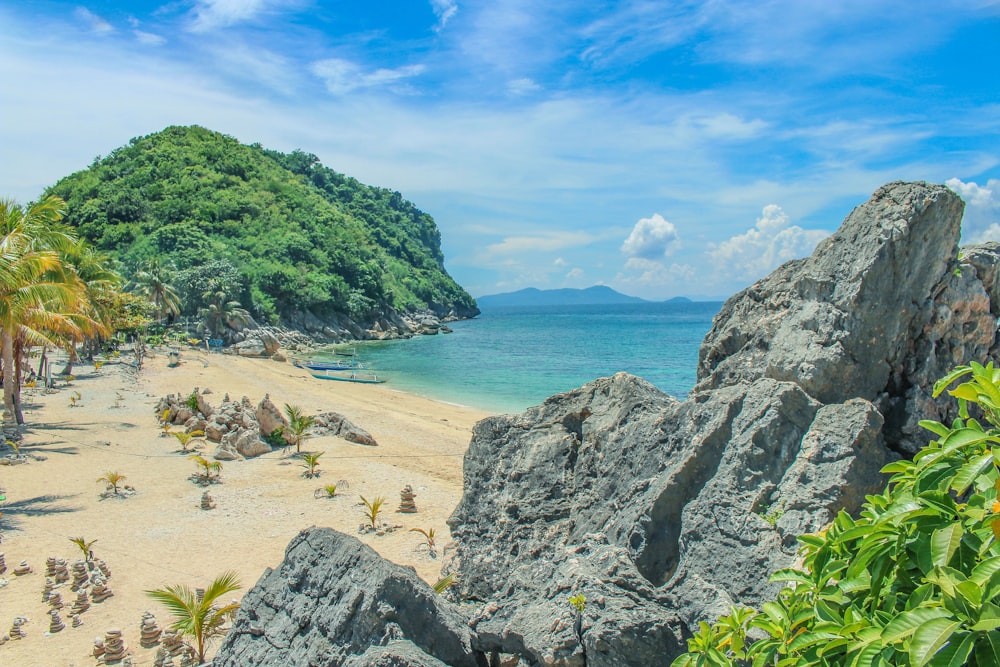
[8,616,27,640]
[71,613,83,628]
[45,556,57,577]
[140,611,163,648]
[155,628,195,667]
[398,485,418,513]
[48,591,64,609]
[102,628,128,662]
[0,552,6,574]
[93,636,105,659]
[72,587,91,614]
[91,574,114,603]
[48,608,66,634]
[42,576,54,602]
[54,558,70,584]
[71,560,90,590]
[13,559,31,575]
[201,490,216,510]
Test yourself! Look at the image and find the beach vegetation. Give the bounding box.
[432,573,456,595]
[172,429,205,453]
[300,451,323,478]
[569,593,586,614]
[43,126,477,333]
[97,471,127,495]
[189,455,222,483]
[322,484,338,497]
[69,536,97,561]
[145,570,242,664]
[262,425,286,449]
[185,391,200,412]
[410,527,437,553]
[361,495,386,530]
[672,361,1000,667]
[284,404,315,454]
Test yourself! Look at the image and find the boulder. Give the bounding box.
[204,421,229,442]
[313,412,378,447]
[213,443,243,461]
[256,394,288,438]
[234,339,268,357]
[223,429,271,458]
[214,528,484,667]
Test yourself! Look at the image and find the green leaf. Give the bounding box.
[950,452,996,495]
[919,420,952,438]
[881,607,951,643]
[930,524,964,568]
[926,632,974,667]
[908,617,961,667]
[973,631,1000,666]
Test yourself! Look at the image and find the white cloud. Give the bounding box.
[708,204,828,280]
[565,268,584,280]
[134,30,166,46]
[617,258,694,286]
[621,213,679,259]
[947,178,1000,243]
[431,0,458,31]
[507,77,540,96]
[74,7,114,35]
[487,231,596,256]
[188,0,295,32]
[311,58,426,95]
[553,257,567,267]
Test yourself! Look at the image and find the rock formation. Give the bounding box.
[216,182,1000,666]
[311,411,378,446]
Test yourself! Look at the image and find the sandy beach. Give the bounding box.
[0,347,491,666]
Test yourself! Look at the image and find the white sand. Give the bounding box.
[0,347,490,666]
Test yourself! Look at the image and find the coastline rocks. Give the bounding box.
[218,182,1000,666]
[214,528,484,667]
[311,412,378,447]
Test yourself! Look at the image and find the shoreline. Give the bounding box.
[0,348,490,665]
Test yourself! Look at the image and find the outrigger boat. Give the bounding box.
[309,368,385,384]
[292,347,365,371]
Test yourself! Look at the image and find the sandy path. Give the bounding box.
[0,347,491,666]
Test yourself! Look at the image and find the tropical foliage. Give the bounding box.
[145,570,242,663]
[672,361,1000,667]
[361,495,386,530]
[284,404,314,454]
[45,125,477,327]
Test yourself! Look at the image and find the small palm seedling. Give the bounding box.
[97,471,127,496]
[410,527,437,554]
[300,451,323,478]
[145,570,242,664]
[94,360,104,371]
[172,430,205,453]
[160,409,174,435]
[70,536,98,562]
[189,455,222,484]
[4,439,21,455]
[323,484,338,498]
[360,495,386,530]
[284,404,315,454]
[433,573,456,595]
[69,390,82,407]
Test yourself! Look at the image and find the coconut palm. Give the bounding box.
[283,404,315,454]
[145,570,242,663]
[198,289,251,339]
[130,258,181,323]
[172,430,205,453]
[97,471,127,495]
[360,495,386,530]
[69,536,98,562]
[300,451,323,478]
[189,455,222,483]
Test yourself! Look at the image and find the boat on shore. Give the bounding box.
[292,347,366,371]
[309,368,385,384]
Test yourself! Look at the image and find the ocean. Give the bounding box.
[318,301,723,414]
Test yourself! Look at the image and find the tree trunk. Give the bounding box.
[13,341,24,424]
[60,343,79,376]
[2,330,16,425]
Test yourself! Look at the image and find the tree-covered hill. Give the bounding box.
[44,125,477,335]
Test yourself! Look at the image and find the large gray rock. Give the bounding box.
[214,528,485,667]
[313,412,379,447]
[256,394,288,439]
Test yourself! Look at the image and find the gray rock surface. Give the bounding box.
[256,394,288,439]
[216,182,1000,666]
[214,528,485,667]
[312,411,379,447]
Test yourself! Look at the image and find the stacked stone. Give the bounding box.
[8,617,27,640]
[93,636,105,658]
[201,491,216,510]
[53,558,70,584]
[158,628,194,665]
[0,552,6,574]
[152,647,175,667]
[179,649,198,667]
[103,628,128,662]
[71,560,89,590]
[398,485,417,513]
[48,609,65,633]
[13,560,31,575]
[45,556,57,577]
[48,591,64,609]
[91,575,114,603]
[42,577,54,602]
[71,613,83,627]
[97,559,111,579]
[72,588,91,614]
[139,611,162,647]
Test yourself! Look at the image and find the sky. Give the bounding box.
[2,1,999,300]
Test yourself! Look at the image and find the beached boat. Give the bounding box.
[309,368,385,384]
[294,359,358,371]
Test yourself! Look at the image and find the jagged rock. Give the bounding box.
[233,339,268,357]
[256,394,289,440]
[222,182,1000,666]
[213,442,243,461]
[226,428,271,458]
[214,528,483,667]
[312,412,378,446]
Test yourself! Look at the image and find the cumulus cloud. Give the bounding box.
[188,0,292,32]
[430,0,458,31]
[74,7,114,35]
[311,58,426,95]
[487,231,596,255]
[708,204,828,281]
[618,258,694,285]
[507,77,541,96]
[621,213,679,259]
[565,268,585,280]
[946,178,1000,243]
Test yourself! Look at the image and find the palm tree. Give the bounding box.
[0,196,80,424]
[145,570,242,663]
[300,451,323,478]
[189,455,222,483]
[360,495,386,530]
[69,536,98,562]
[130,258,180,323]
[283,404,315,454]
[172,430,205,453]
[198,289,250,340]
[97,471,127,495]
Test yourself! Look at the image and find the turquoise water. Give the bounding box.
[317,302,722,414]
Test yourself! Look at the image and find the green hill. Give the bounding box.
[44,125,477,335]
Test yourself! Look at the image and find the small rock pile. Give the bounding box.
[398,485,417,513]
[156,390,288,459]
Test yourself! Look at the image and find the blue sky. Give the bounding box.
[2,1,999,300]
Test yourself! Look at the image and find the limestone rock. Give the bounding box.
[234,339,268,357]
[256,394,288,440]
[214,528,483,667]
[312,412,378,446]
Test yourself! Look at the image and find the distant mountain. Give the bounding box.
[477,286,649,307]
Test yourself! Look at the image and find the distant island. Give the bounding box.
[476,285,692,307]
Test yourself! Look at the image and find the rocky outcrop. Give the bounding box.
[312,411,378,446]
[216,182,1000,666]
[214,528,485,667]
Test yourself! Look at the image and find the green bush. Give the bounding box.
[673,361,1000,667]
